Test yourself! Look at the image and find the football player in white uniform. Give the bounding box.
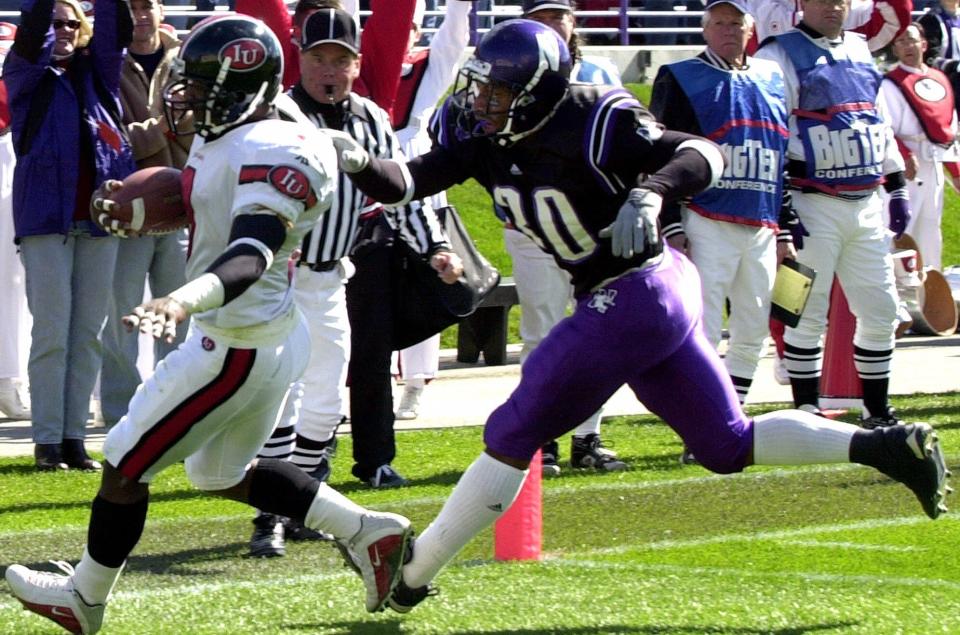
[4,16,412,635]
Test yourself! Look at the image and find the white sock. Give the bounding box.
[752,410,859,465]
[572,410,602,437]
[403,452,527,588]
[72,547,124,605]
[304,483,366,540]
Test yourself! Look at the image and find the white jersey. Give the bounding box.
[183,117,337,344]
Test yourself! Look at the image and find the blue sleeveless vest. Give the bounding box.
[669,57,788,227]
[778,30,886,194]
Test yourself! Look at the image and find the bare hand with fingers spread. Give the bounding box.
[122,297,188,343]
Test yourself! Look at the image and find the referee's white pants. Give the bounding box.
[504,227,602,436]
[785,191,898,352]
[683,211,775,382]
[275,264,351,443]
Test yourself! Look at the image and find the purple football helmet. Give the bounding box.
[452,19,572,145]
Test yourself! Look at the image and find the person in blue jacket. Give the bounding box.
[3,0,135,471]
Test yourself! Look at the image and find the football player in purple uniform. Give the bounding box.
[328,18,951,612]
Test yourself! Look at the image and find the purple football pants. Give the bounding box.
[484,248,753,474]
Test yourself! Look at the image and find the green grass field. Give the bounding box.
[1,394,958,634]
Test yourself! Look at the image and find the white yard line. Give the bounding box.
[542,558,960,591]
[576,515,957,555]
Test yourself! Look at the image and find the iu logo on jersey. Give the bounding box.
[219,38,267,71]
[269,166,310,201]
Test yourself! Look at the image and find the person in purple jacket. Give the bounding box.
[3,0,135,471]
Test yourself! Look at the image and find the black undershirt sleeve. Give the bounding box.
[637,131,719,202]
[349,145,470,206]
[648,67,705,235]
[205,213,287,304]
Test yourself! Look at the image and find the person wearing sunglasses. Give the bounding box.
[3,0,136,471]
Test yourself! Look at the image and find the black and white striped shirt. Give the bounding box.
[288,85,447,266]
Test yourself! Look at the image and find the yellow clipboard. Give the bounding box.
[770,259,816,327]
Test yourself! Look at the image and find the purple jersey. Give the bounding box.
[349,82,754,471]
[419,84,717,295]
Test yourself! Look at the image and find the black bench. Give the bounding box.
[456,277,519,366]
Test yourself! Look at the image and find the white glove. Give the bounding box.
[324,128,370,173]
[599,188,663,258]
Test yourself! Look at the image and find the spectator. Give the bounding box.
[880,22,960,271]
[650,0,798,462]
[4,0,135,470]
[100,0,191,428]
[0,20,31,422]
[756,0,910,427]
[919,0,960,62]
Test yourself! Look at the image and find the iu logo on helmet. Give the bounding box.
[219,38,267,71]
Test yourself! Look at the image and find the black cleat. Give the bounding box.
[868,423,951,519]
[384,536,437,613]
[387,579,437,613]
[678,446,699,466]
[283,517,332,542]
[305,435,338,483]
[861,406,905,430]
[249,513,285,557]
[571,434,628,471]
[541,440,561,477]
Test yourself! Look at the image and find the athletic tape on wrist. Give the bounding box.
[169,273,225,314]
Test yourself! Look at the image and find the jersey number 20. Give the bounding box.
[493,186,597,262]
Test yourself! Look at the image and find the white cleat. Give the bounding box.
[5,562,104,634]
[335,512,413,612]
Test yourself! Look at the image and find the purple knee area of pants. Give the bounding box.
[483,398,545,461]
[685,415,754,474]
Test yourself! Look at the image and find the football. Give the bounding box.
[101,166,188,235]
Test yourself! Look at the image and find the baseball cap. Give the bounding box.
[522,0,572,15]
[703,0,750,14]
[300,7,359,55]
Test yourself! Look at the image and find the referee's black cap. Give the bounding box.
[300,8,359,55]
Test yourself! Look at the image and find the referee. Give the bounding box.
[249,7,460,557]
